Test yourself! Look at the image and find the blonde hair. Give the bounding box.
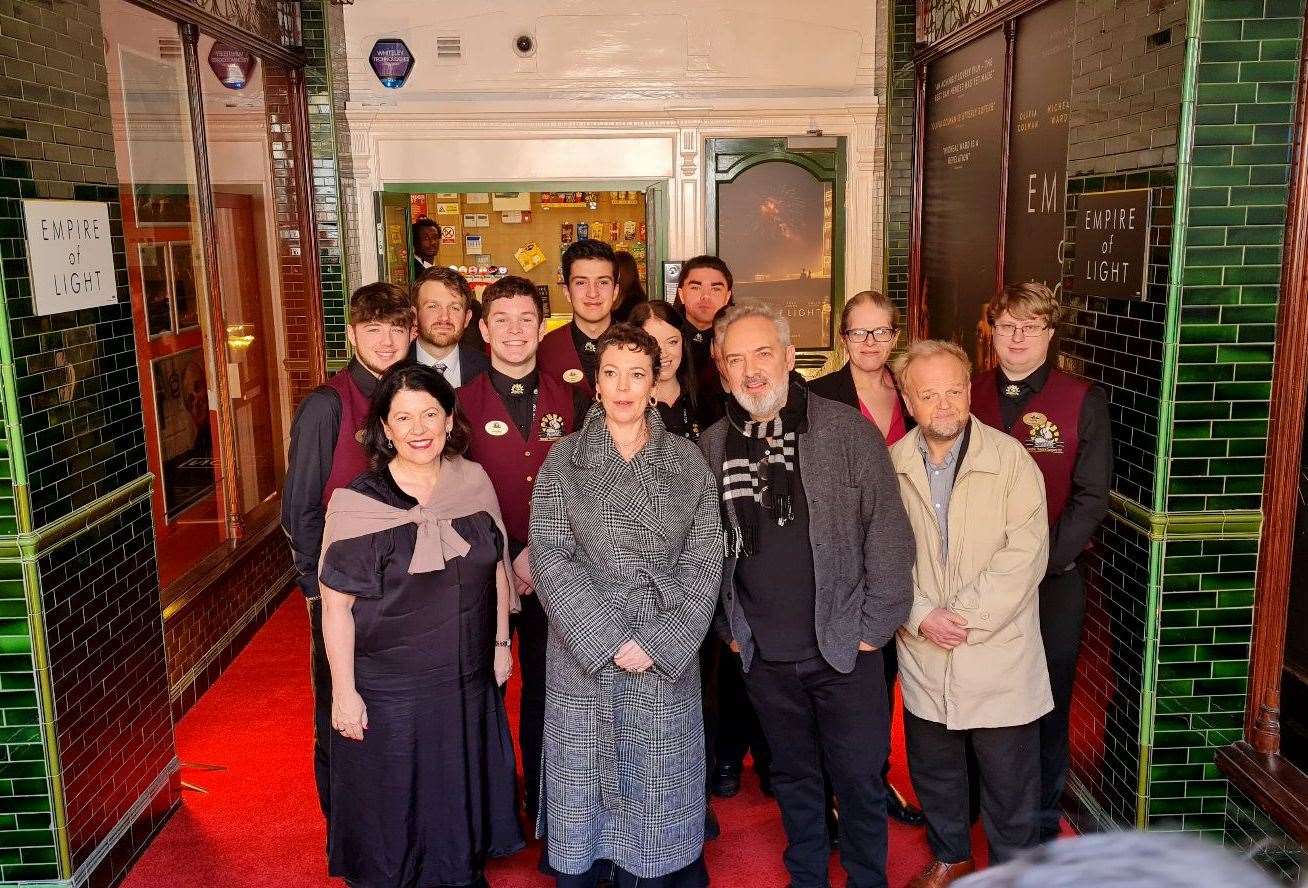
[891,339,972,388]
[841,290,900,332]
[986,281,1062,326]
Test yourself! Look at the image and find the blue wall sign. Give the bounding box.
[370,39,415,89]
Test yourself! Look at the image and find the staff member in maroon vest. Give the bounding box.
[459,275,589,824]
[537,239,618,398]
[281,282,416,819]
[674,255,735,409]
[970,282,1112,843]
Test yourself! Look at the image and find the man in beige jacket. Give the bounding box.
[888,339,1053,888]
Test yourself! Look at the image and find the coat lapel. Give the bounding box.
[572,404,675,544]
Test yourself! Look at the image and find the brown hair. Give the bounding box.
[986,281,1062,326]
[891,339,972,388]
[480,275,543,321]
[595,322,662,379]
[363,363,470,469]
[840,290,900,332]
[413,266,474,309]
[349,282,415,327]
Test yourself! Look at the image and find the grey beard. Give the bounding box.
[733,381,788,419]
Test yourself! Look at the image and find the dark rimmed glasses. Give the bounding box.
[843,326,897,343]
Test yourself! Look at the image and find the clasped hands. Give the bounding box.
[919,607,969,650]
[614,639,654,673]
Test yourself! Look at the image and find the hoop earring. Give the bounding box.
[384,437,394,450]
[648,394,657,406]
[594,391,602,404]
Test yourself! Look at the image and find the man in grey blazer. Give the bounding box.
[699,302,916,888]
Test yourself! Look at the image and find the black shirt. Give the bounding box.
[733,464,820,662]
[996,362,1113,573]
[656,391,701,442]
[280,359,380,600]
[569,322,601,386]
[488,366,540,440]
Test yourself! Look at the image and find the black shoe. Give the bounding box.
[705,805,721,841]
[887,784,926,827]
[712,762,741,798]
[826,804,840,848]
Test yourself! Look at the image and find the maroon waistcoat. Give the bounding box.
[971,367,1088,527]
[461,371,578,543]
[321,370,372,506]
[537,323,594,399]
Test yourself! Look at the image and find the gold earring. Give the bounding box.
[648,394,657,406]
[594,391,601,403]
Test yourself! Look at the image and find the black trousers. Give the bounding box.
[745,652,890,888]
[700,635,722,785]
[513,592,549,823]
[717,649,771,774]
[1038,567,1086,840]
[905,711,1039,865]
[307,596,332,819]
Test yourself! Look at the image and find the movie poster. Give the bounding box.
[921,29,1006,364]
[152,348,214,520]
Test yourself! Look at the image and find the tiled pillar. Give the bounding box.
[1062,0,1304,875]
[0,1,179,885]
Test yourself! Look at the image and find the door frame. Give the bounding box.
[704,137,848,369]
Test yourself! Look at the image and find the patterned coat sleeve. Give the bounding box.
[635,469,723,681]
[530,445,630,674]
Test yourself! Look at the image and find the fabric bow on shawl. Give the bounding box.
[319,456,520,610]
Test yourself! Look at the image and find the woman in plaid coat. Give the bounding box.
[530,324,723,887]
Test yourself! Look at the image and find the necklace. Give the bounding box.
[610,422,649,457]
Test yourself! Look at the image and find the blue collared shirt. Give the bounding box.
[917,431,966,559]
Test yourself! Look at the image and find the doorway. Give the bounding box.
[376,182,669,321]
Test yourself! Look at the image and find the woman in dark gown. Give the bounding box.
[319,364,524,888]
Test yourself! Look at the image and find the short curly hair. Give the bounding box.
[595,322,662,380]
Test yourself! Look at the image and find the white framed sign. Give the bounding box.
[21,199,117,316]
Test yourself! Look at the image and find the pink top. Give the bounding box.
[859,395,908,445]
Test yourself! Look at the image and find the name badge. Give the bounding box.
[485,420,509,437]
[563,368,584,384]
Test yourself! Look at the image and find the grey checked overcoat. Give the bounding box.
[529,404,723,878]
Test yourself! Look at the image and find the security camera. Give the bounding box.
[513,34,535,57]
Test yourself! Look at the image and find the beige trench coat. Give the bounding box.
[890,417,1054,730]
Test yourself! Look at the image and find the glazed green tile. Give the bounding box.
[1196,104,1238,126]
[1226,224,1285,244]
[1159,661,1213,680]
[1198,81,1257,103]
[1245,204,1288,223]
[1256,82,1296,103]
[1212,660,1252,679]
[1196,606,1253,627]
[1243,17,1305,39]
[1248,165,1290,186]
[1236,102,1294,124]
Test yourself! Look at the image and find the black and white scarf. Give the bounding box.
[721,378,808,557]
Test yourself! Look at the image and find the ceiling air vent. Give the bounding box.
[435,36,462,61]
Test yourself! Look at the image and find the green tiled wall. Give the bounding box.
[884,0,916,313]
[1224,782,1305,881]
[300,0,348,366]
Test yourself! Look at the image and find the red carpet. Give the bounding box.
[124,597,1057,887]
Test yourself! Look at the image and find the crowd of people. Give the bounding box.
[280,235,1113,888]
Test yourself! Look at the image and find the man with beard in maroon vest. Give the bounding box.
[970,281,1112,843]
[459,275,589,824]
[281,282,416,819]
[536,239,617,399]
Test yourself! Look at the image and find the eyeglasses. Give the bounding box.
[992,322,1050,339]
[843,326,897,343]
